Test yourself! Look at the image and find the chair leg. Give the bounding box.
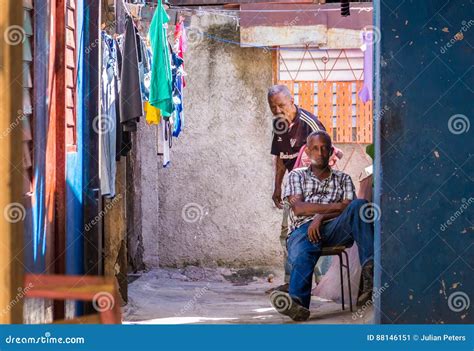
[338,253,344,310]
[343,250,353,312]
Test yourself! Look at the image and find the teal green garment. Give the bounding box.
[366,143,374,160]
[149,3,174,116]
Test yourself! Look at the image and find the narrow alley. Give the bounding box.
[0,0,471,335]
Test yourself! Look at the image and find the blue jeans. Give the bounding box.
[287,199,374,308]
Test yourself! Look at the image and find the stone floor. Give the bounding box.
[123,267,373,324]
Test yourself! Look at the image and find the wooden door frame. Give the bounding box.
[0,0,25,324]
[52,0,67,320]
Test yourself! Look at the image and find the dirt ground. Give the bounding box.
[123,267,373,324]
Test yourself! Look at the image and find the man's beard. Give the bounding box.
[311,159,329,169]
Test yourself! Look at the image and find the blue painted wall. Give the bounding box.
[65,0,85,278]
[24,0,51,274]
[375,0,473,323]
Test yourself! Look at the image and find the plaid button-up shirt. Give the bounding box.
[283,166,356,233]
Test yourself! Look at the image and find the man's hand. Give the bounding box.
[272,186,283,209]
[308,214,324,243]
[273,156,286,209]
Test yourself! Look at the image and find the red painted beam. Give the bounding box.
[25,274,122,324]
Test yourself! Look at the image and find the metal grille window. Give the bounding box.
[276,47,372,143]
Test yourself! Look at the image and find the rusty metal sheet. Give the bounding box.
[240,2,372,30]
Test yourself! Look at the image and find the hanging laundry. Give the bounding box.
[100,31,119,198]
[174,17,186,59]
[144,101,161,125]
[148,1,174,117]
[120,16,143,133]
[171,52,184,137]
[157,120,170,167]
[115,35,132,159]
[173,16,187,87]
[138,35,152,102]
[358,30,373,103]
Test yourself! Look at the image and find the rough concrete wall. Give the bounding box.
[139,13,282,268]
[104,160,128,302]
[127,136,146,272]
[135,118,161,268]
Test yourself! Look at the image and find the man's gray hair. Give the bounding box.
[268,85,292,99]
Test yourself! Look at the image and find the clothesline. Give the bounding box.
[170,5,373,14]
[184,25,368,52]
[123,2,372,22]
[119,4,367,52]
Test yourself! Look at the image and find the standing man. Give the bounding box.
[267,85,326,293]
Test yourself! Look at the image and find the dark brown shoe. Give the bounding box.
[265,283,289,294]
[270,291,310,321]
[357,260,374,306]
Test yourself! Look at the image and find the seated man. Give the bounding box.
[270,131,374,321]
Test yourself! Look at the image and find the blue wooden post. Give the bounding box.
[66,0,85,278]
[81,0,102,278]
[375,0,473,323]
